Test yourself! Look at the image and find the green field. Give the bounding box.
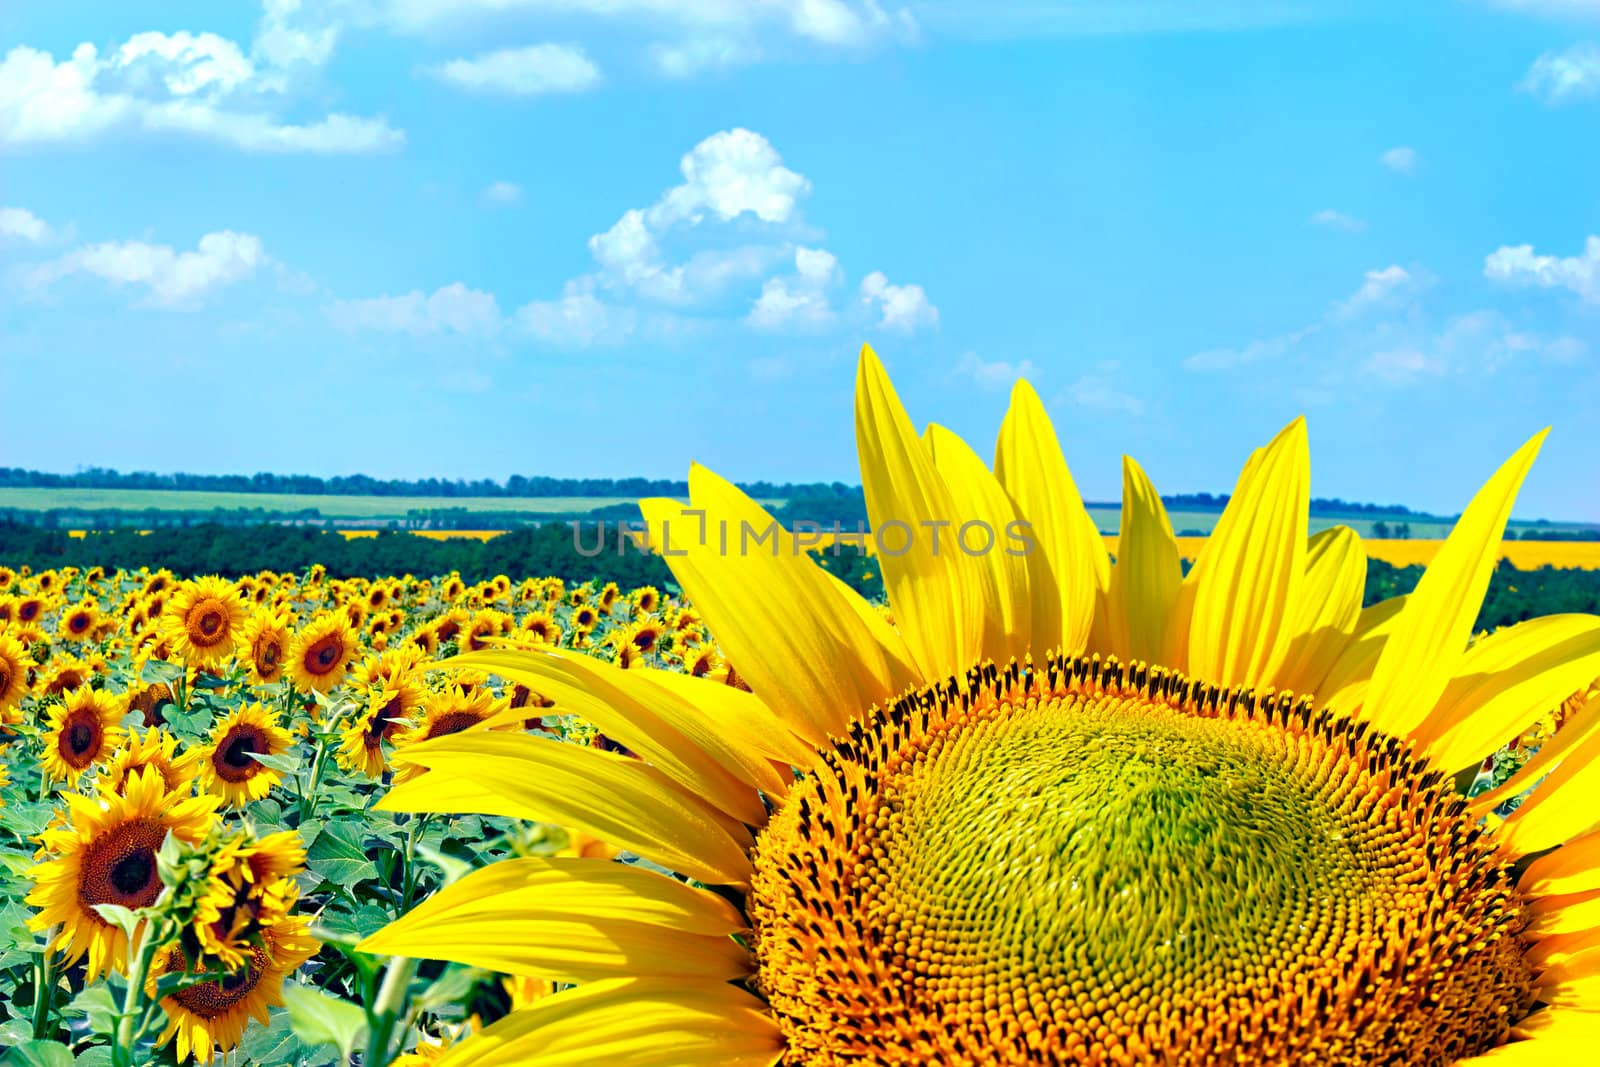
[1,487,1592,539]
[0,487,682,519]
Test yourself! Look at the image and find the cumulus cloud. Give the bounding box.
[428,44,601,95]
[0,37,401,152]
[748,246,838,328]
[1379,146,1418,173]
[0,206,50,242]
[515,281,637,346]
[650,38,762,78]
[1484,235,1600,301]
[1308,209,1367,233]
[329,282,502,336]
[860,270,938,332]
[27,230,266,306]
[1520,42,1600,103]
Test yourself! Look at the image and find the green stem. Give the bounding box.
[361,955,418,1067]
[398,815,429,915]
[31,932,56,1040]
[112,921,164,1067]
[298,734,331,825]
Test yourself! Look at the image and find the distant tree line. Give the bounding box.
[2,521,1596,631]
[0,467,1459,519]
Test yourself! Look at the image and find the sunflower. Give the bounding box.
[14,593,47,626]
[191,830,307,968]
[518,611,562,646]
[42,687,127,784]
[57,599,101,642]
[0,632,35,720]
[27,767,220,979]
[128,680,176,728]
[240,609,291,685]
[198,704,292,807]
[287,614,358,693]
[337,680,424,778]
[150,914,318,1064]
[364,347,1600,1066]
[390,689,508,784]
[462,609,515,653]
[631,585,661,616]
[570,604,599,634]
[164,577,247,668]
[598,581,620,613]
[103,727,198,795]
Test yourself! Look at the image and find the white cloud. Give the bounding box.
[1063,360,1144,415]
[1364,347,1440,384]
[382,0,915,48]
[955,351,1036,391]
[428,44,601,95]
[1520,42,1600,103]
[1379,145,1418,174]
[0,206,50,242]
[28,230,266,306]
[1309,208,1367,233]
[860,270,938,332]
[255,0,340,71]
[1484,235,1600,301]
[0,38,401,152]
[650,38,761,77]
[749,248,838,328]
[1184,325,1321,372]
[1338,264,1415,316]
[649,128,811,228]
[515,280,636,346]
[330,282,502,336]
[481,180,524,206]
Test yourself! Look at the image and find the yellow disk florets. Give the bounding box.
[750,655,1535,1066]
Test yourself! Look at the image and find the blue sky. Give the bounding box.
[2,1,1598,520]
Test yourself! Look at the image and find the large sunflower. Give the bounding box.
[287,613,358,693]
[27,767,220,979]
[163,577,247,668]
[42,687,127,784]
[0,631,35,721]
[150,915,318,1064]
[198,704,292,807]
[362,348,1600,1066]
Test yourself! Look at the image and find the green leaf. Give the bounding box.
[236,1007,337,1067]
[0,1041,74,1067]
[414,842,473,887]
[65,984,117,1036]
[304,823,378,887]
[283,982,369,1062]
[88,905,141,946]
[247,749,302,775]
[71,1050,113,1067]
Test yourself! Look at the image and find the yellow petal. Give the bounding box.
[379,732,753,887]
[1500,721,1600,857]
[1511,1006,1600,1042]
[629,668,821,772]
[435,978,783,1067]
[1416,615,1600,772]
[924,422,1032,667]
[1318,594,1409,709]
[1520,826,1600,898]
[819,569,920,690]
[1456,1036,1600,1063]
[1529,888,1600,938]
[1472,692,1600,819]
[855,347,983,679]
[1186,419,1309,689]
[639,464,902,744]
[358,856,751,984]
[1272,525,1365,698]
[1360,430,1548,737]
[993,378,1107,657]
[1104,455,1182,666]
[451,648,771,824]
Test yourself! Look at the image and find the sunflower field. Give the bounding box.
[0,560,728,1065]
[3,350,1600,1066]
